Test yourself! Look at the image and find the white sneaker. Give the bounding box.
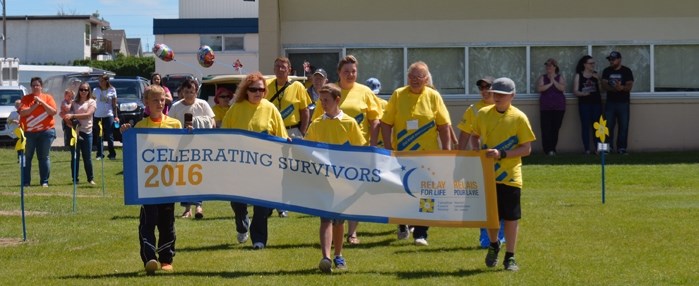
[41,183,48,188]
[414,238,429,246]
[252,242,265,250]
[144,259,159,275]
[237,232,249,243]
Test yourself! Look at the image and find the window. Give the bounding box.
[287,50,341,82]
[200,35,244,52]
[347,48,403,95]
[85,24,91,46]
[469,47,526,94]
[654,45,699,92]
[592,45,650,92]
[407,48,465,95]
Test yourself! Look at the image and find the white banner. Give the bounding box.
[123,129,499,228]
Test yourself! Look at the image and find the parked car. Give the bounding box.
[0,86,26,144]
[162,73,196,101]
[198,74,306,106]
[87,76,149,142]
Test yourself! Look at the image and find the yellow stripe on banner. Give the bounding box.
[479,151,499,228]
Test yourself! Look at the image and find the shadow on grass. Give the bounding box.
[59,267,487,280]
[393,245,481,254]
[523,151,699,166]
[177,243,232,252]
[355,230,395,237]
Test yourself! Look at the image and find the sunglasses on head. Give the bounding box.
[247,87,266,93]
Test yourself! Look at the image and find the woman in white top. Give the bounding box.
[92,74,118,160]
[168,78,216,219]
[64,82,97,184]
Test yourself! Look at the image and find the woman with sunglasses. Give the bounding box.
[64,82,97,184]
[536,58,567,156]
[573,55,603,154]
[19,77,57,187]
[212,86,234,127]
[221,71,288,250]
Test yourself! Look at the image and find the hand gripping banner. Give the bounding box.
[123,129,499,228]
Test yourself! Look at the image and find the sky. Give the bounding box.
[6,0,179,52]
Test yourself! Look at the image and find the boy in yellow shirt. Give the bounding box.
[305,83,366,273]
[120,85,181,275]
[470,77,536,272]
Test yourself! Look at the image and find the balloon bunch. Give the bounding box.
[153,43,241,72]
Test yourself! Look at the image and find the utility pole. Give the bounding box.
[2,0,6,58]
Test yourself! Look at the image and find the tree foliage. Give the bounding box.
[73,56,154,78]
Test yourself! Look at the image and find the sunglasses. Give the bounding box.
[79,88,90,92]
[219,95,231,99]
[479,85,491,90]
[247,87,266,93]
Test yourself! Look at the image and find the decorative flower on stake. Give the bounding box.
[14,128,25,151]
[234,59,243,72]
[594,115,609,143]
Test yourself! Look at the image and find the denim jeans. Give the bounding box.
[604,101,630,151]
[23,128,56,186]
[231,202,270,245]
[71,131,94,182]
[93,116,116,159]
[578,103,603,152]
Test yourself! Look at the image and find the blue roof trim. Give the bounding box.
[153,18,258,35]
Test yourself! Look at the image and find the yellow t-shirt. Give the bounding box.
[373,94,388,147]
[457,100,492,134]
[305,112,367,146]
[312,83,382,144]
[472,105,536,188]
[212,104,229,123]
[134,115,182,129]
[221,99,289,138]
[381,86,451,151]
[265,79,311,127]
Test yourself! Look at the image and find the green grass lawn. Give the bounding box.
[0,147,697,285]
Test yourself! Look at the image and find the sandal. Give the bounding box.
[181,210,192,218]
[346,235,360,245]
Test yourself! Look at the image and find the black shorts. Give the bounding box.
[496,184,521,221]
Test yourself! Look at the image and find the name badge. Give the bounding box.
[407,120,418,130]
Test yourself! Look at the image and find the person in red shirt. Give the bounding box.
[19,77,57,187]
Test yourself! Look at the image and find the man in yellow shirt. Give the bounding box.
[266,57,311,138]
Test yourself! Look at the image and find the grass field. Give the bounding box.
[0,147,697,285]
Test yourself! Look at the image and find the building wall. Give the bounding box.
[5,19,88,64]
[180,0,258,18]
[260,0,699,152]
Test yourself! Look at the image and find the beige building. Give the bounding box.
[259,0,699,152]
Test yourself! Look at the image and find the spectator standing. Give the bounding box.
[19,77,57,187]
[536,58,566,156]
[64,82,97,184]
[306,68,329,119]
[573,55,603,154]
[602,51,634,154]
[92,74,118,160]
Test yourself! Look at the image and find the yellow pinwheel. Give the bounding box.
[594,115,609,143]
[14,128,26,151]
[98,120,103,137]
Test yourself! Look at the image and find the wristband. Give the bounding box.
[499,149,507,159]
